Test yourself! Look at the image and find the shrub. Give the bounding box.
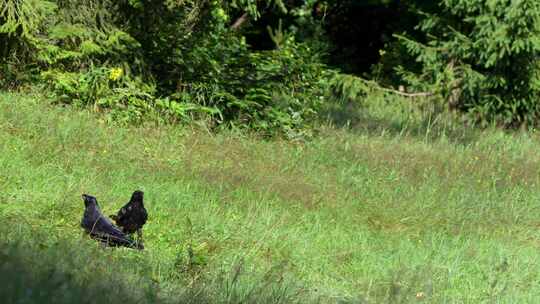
[1,0,330,136]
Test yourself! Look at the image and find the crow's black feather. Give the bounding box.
[81,194,142,249]
[110,190,148,235]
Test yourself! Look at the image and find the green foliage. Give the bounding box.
[396,0,540,127]
[42,66,157,123]
[114,0,328,136]
[328,72,371,103]
[1,0,330,136]
[7,0,540,133]
[0,0,56,86]
[169,31,328,137]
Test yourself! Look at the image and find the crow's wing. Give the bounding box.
[82,204,139,248]
[112,200,148,233]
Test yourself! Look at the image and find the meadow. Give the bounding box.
[2,90,540,303]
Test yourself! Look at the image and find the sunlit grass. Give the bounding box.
[2,91,540,303]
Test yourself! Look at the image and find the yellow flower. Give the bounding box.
[109,67,123,81]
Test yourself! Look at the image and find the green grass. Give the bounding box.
[2,91,540,303]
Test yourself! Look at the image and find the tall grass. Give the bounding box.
[2,90,540,303]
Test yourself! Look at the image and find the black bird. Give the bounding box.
[80,194,142,249]
[110,190,148,245]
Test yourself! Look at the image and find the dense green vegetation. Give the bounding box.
[2,0,540,131]
[2,0,540,303]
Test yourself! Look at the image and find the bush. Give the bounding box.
[169,30,328,137]
[1,0,329,136]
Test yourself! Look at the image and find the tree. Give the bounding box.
[397,0,540,126]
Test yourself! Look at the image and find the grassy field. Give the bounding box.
[2,91,540,303]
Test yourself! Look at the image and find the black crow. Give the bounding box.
[81,194,142,249]
[110,190,148,245]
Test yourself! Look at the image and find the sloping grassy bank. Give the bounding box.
[2,91,540,303]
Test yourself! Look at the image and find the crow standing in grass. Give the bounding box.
[80,194,142,249]
[110,190,148,246]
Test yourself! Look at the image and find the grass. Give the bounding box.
[2,90,540,303]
